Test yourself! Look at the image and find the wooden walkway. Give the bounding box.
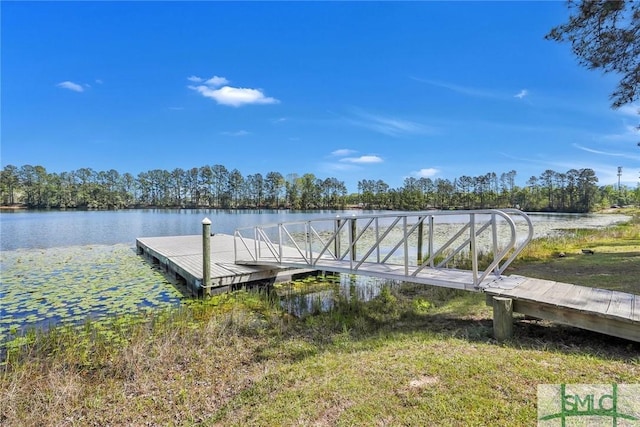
[137,234,640,342]
[136,234,314,296]
[484,275,639,343]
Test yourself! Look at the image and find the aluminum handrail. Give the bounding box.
[234,209,534,289]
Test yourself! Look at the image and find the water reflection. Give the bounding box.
[278,274,398,317]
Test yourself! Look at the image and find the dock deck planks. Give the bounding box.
[484,277,639,342]
[136,234,313,295]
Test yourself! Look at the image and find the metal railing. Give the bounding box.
[234,209,533,289]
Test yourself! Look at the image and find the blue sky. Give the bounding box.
[2,1,639,193]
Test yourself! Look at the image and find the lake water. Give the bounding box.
[0,209,630,344]
[0,209,629,251]
[0,209,365,251]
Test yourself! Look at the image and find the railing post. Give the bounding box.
[403,215,409,275]
[470,213,478,287]
[254,227,259,260]
[375,217,381,263]
[417,216,423,265]
[306,221,312,261]
[350,215,357,263]
[428,215,434,267]
[278,223,283,262]
[334,216,341,258]
[202,217,211,289]
[491,213,499,275]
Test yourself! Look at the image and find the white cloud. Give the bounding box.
[326,163,359,172]
[205,76,229,87]
[57,81,84,92]
[221,130,250,136]
[412,77,500,98]
[190,85,278,107]
[414,77,531,103]
[95,79,103,84]
[617,104,640,116]
[340,155,383,164]
[188,74,278,107]
[573,143,640,160]
[348,109,432,137]
[331,148,357,157]
[601,123,640,142]
[412,168,439,178]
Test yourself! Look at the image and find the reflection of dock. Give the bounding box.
[136,234,314,296]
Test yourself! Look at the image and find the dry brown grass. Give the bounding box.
[2,287,639,426]
[1,299,283,426]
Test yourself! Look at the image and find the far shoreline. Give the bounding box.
[0,204,634,214]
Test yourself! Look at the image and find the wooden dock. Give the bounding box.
[136,234,316,296]
[137,233,639,342]
[484,275,639,342]
[246,254,640,342]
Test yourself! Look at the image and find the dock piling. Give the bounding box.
[202,217,211,289]
[492,296,513,341]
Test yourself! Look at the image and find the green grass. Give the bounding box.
[1,209,639,426]
[2,284,638,426]
[509,207,640,292]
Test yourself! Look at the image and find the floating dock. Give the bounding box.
[136,234,316,296]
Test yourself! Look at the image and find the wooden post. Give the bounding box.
[202,217,211,290]
[492,296,513,341]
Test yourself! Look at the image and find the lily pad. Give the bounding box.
[1,244,184,344]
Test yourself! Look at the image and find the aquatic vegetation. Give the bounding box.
[0,244,183,344]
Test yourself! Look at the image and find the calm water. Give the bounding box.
[0,209,630,343]
[0,209,629,251]
[0,209,364,251]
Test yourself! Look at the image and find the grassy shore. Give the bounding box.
[509,206,640,293]
[1,208,639,426]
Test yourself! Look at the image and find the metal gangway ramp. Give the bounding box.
[136,209,638,342]
[234,209,533,291]
[233,209,639,343]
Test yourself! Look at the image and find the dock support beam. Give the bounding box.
[202,217,211,289]
[492,296,513,341]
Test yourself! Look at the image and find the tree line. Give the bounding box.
[1,164,638,212]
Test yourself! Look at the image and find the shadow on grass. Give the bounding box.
[275,286,639,365]
[418,311,639,360]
